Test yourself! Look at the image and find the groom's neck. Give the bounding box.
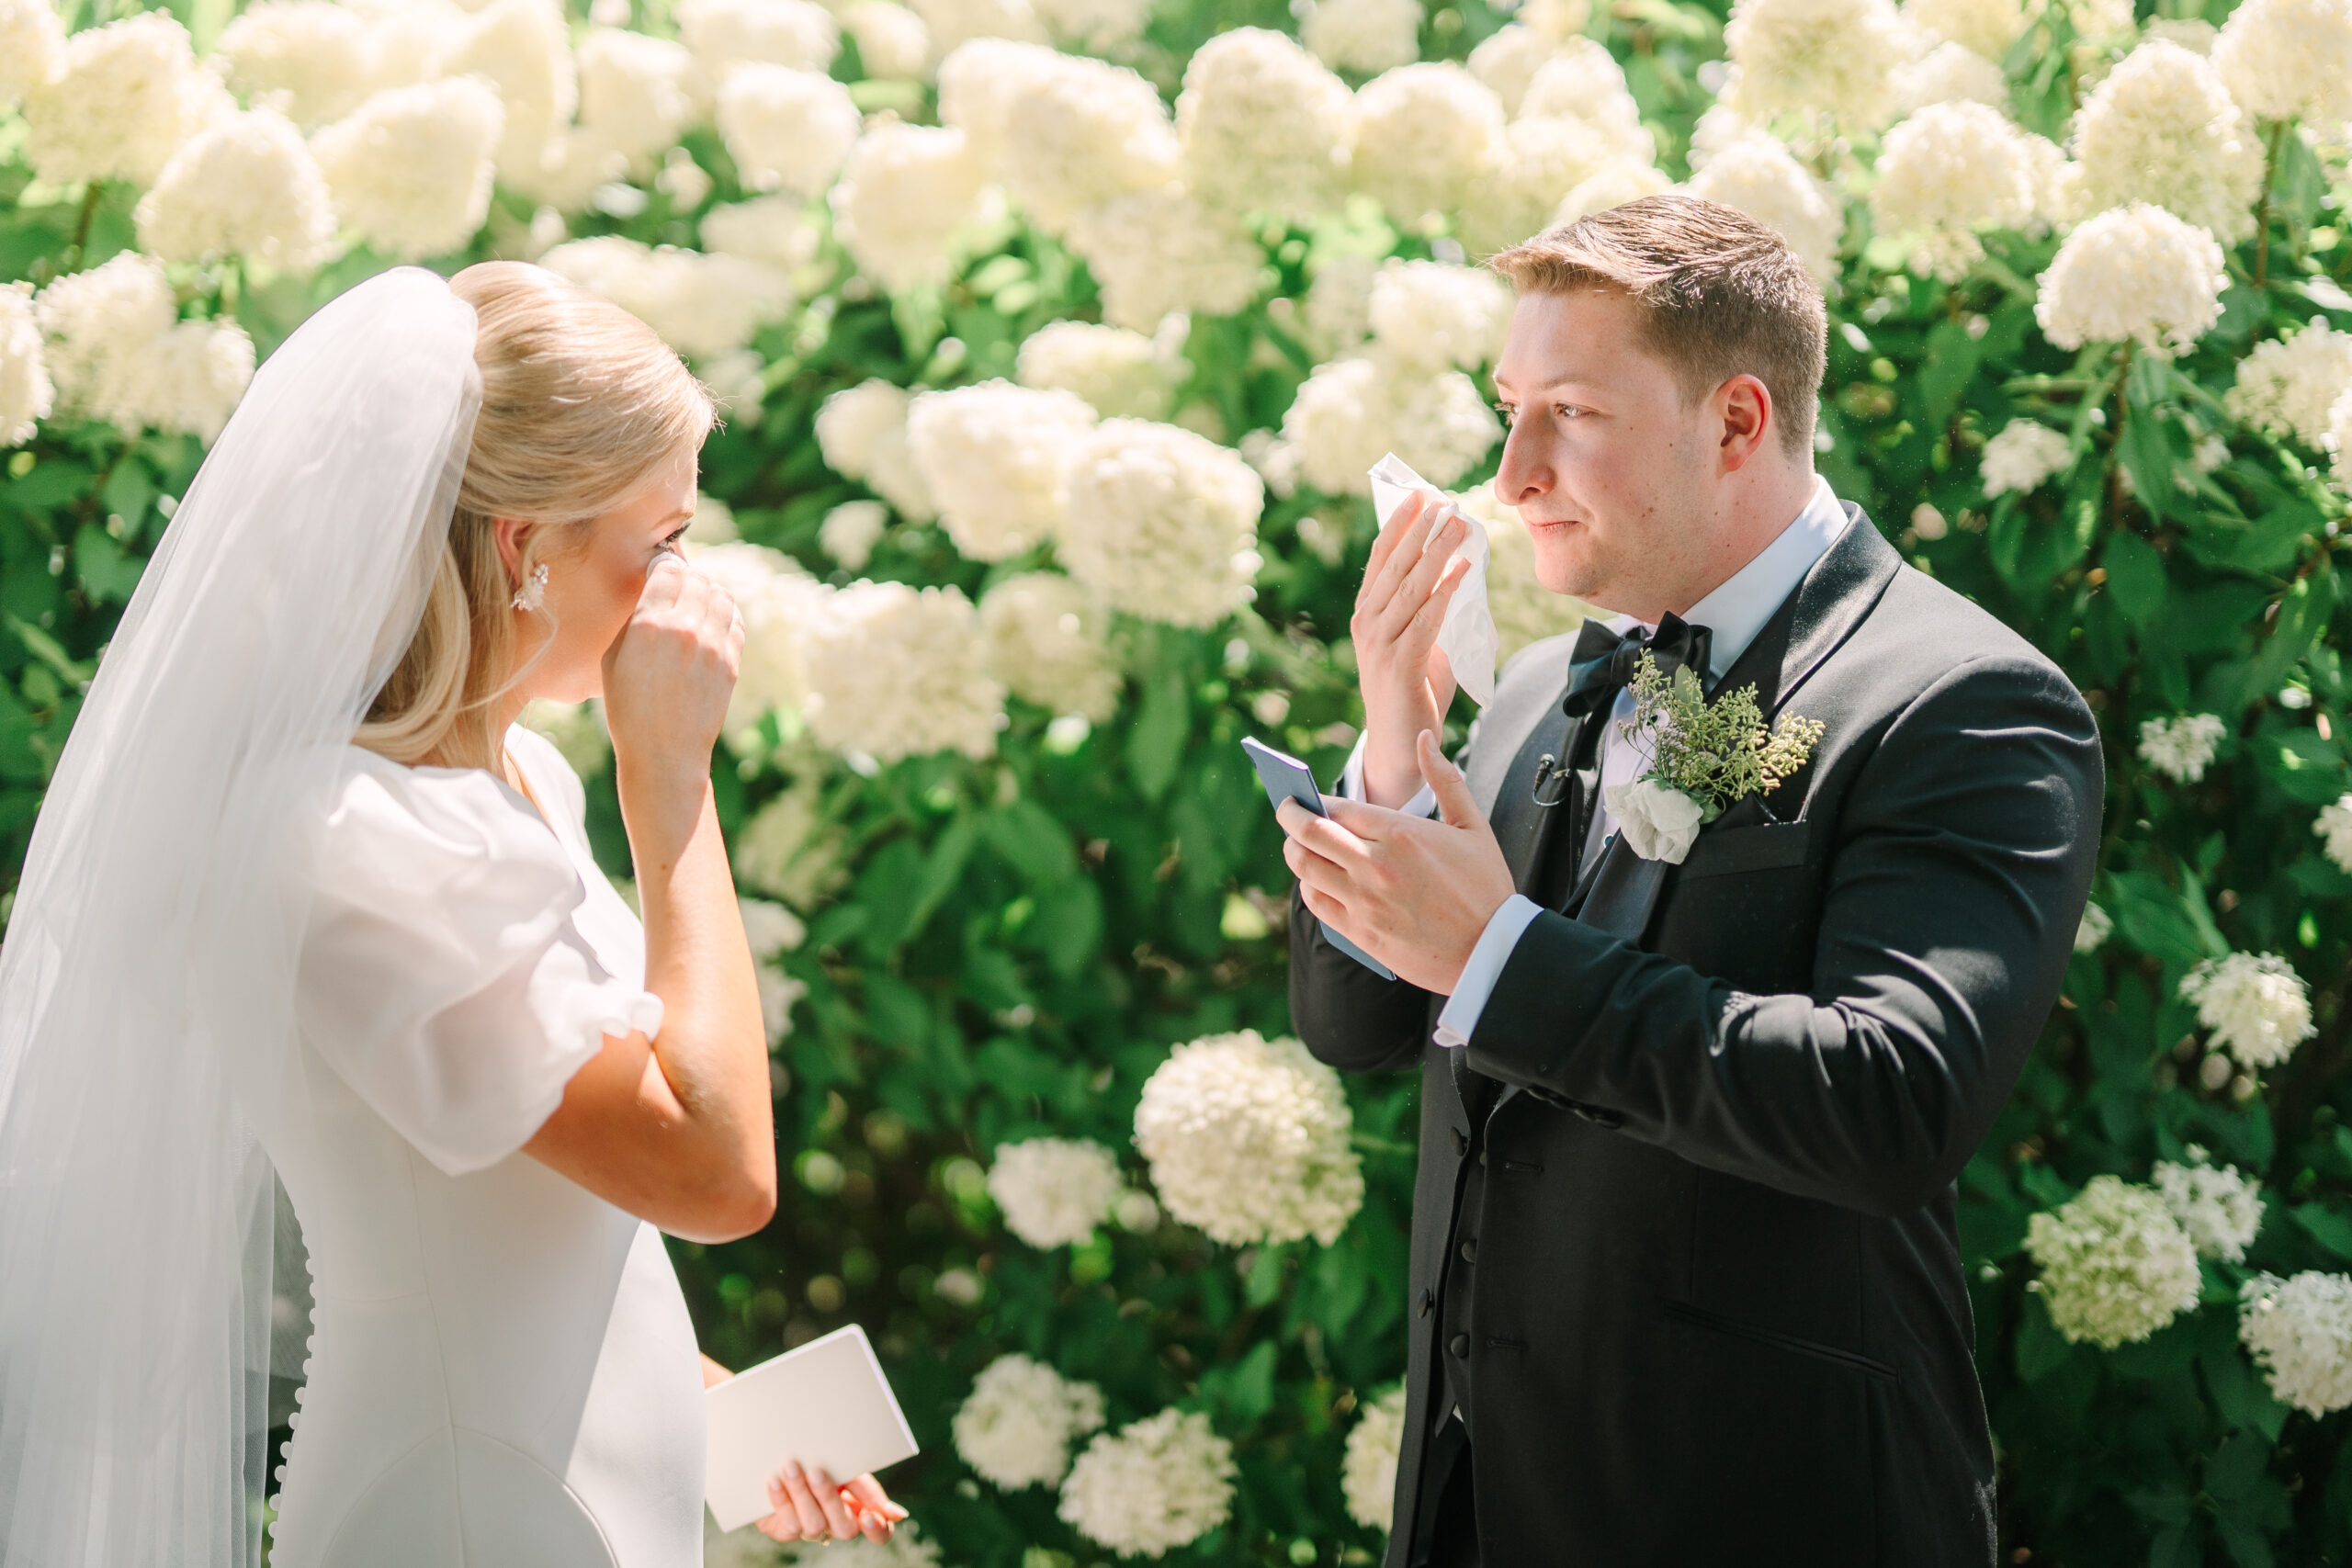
[1655,461,1820,622]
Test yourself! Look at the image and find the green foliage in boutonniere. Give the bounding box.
[1621,652,1826,824]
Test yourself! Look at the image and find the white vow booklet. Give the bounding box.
[704,1324,920,1533]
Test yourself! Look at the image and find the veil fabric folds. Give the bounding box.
[0,266,482,1568]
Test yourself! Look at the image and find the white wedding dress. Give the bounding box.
[262,722,706,1568]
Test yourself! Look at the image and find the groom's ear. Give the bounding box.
[1714,374,1774,473]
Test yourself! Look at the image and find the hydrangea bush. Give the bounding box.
[6,0,2352,1562]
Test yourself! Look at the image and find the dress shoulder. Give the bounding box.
[294,748,662,1176]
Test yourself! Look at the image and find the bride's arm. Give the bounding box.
[523,558,777,1244]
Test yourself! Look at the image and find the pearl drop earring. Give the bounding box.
[511,561,548,612]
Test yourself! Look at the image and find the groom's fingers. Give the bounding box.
[1419,729,1486,829]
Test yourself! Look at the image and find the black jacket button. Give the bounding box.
[1448,1333,1470,1358]
[1419,1289,1435,1319]
[1459,1238,1477,1264]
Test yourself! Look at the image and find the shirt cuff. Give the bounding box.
[1433,895,1543,1048]
[1338,732,1438,818]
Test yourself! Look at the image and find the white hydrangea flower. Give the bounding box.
[133,109,334,272]
[830,122,997,294]
[910,0,1050,58]
[1367,260,1514,373]
[800,580,1006,761]
[212,1,373,130]
[1870,101,2043,280]
[1455,481,1588,664]
[936,39,1060,172]
[987,1136,1125,1247]
[2024,1175,2204,1348]
[1458,113,1626,254]
[2313,795,2352,873]
[1303,253,1379,359]
[519,696,612,778]
[718,64,863,198]
[2334,386,2352,492]
[2065,41,2265,245]
[2211,0,2352,123]
[842,2,932,80]
[1521,0,1593,37]
[1016,321,1177,422]
[1685,134,1844,287]
[1302,0,1424,75]
[953,1353,1107,1488]
[502,126,632,217]
[1721,0,1913,131]
[1058,419,1265,628]
[1001,54,1181,236]
[817,378,939,520]
[2152,1148,2264,1263]
[438,0,578,183]
[311,79,504,263]
[36,253,254,442]
[23,12,230,187]
[576,27,703,165]
[906,381,1096,561]
[2224,324,2352,448]
[677,0,841,78]
[701,196,822,275]
[1175,28,1357,224]
[1057,1409,1237,1558]
[2181,952,2315,1070]
[1893,39,2009,112]
[0,284,56,448]
[756,960,808,1043]
[732,784,849,909]
[0,0,66,109]
[2143,16,2219,51]
[342,0,466,96]
[1341,1385,1408,1533]
[1554,158,1674,223]
[1351,62,1509,229]
[1901,0,2029,61]
[539,236,797,359]
[740,895,807,961]
[2035,203,2227,358]
[1516,39,1653,165]
[1133,1029,1364,1246]
[820,500,888,570]
[1031,0,1152,52]
[1066,186,1267,332]
[2075,899,2112,953]
[1281,354,1501,496]
[2239,1271,2352,1416]
[1467,23,1559,116]
[1979,420,2074,496]
[2136,711,2226,784]
[682,539,826,736]
[978,572,1121,720]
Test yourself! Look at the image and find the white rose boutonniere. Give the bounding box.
[1609,653,1825,864]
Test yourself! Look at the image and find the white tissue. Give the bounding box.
[1367,452,1498,707]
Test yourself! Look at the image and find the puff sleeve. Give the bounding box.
[293,760,665,1177]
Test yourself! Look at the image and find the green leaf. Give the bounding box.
[72,523,142,606]
[2204,1341,2290,1441]
[2214,1517,2276,1568]
[900,813,980,945]
[2103,531,2167,630]
[2290,1200,2352,1261]
[2016,1293,2072,1382]
[1126,668,1189,803]
[1918,317,1982,431]
[1200,1337,1279,1426]
[2205,1432,2270,1502]
[982,797,1079,886]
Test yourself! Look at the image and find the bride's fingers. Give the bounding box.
[755,1476,801,1540]
[844,1473,909,1521]
[775,1461,831,1540]
[808,1465,862,1540]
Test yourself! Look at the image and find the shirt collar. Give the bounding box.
[1614,474,1852,684]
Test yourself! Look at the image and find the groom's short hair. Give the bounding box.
[1486,194,1827,462]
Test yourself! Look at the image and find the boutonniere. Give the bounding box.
[1603,652,1825,864]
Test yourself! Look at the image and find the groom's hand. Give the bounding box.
[1281,730,1513,994]
[1354,490,1467,807]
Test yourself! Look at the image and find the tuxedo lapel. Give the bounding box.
[1462,637,1585,895]
[1572,505,1902,945]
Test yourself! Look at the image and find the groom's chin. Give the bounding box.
[1527,529,1604,604]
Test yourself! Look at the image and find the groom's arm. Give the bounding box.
[1463,656,2102,1217]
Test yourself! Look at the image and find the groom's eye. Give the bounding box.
[1493,401,1517,425]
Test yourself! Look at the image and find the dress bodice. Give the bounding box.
[263,724,704,1568]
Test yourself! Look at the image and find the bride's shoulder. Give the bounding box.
[312,741,568,883]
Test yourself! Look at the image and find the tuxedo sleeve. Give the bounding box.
[1463,654,2102,1217]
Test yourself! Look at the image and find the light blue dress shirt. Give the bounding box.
[1337,474,1854,1049]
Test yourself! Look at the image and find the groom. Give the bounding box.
[1282,195,2102,1567]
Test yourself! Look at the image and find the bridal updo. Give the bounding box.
[356,261,716,772]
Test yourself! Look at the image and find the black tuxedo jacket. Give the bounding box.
[1290,508,2103,1566]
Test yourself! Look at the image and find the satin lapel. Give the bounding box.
[1574,505,1903,946]
[1461,637,1583,894]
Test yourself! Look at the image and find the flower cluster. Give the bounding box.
[1133,1030,1364,1247]
[952,1353,1106,1488]
[1980,421,2076,497]
[986,1137,1125,1248]
[2152,1148,2265,1263]
[798,581,1006,763]
[1057,1408,1237,1557]
[2239,1271,2352,1416]
[2179,952,2315,1070]
[2035,203,2229,357]
[2025,1175,2204,1348]
[978,573,1122,721]
[2223,322,2352,448]
[2136,712,2227,784]
[1058,420,1266,627]
[1341,1385,1408,1533]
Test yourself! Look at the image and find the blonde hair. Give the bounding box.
[1486,194,1826,461]
[356,261,716,774]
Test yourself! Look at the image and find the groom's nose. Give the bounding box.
[1494,420,1552,511]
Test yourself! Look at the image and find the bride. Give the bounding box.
[0,263,901,1564]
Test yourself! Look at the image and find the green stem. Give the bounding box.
[2256,119,2288,290]
[2105,343,2132,527]
[64,184,101,271]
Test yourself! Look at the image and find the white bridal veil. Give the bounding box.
[0,267,482,1567]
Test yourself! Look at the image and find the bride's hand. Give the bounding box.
[602,552,743,857]
[754,1461,910,1544]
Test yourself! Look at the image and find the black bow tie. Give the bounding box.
[1561,611,1714,720]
